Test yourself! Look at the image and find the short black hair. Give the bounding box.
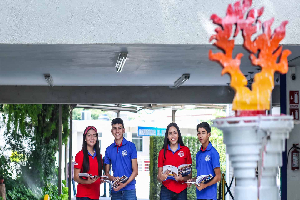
[196,122,211,133]
[111,118,124,128]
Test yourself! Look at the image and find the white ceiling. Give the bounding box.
[0,44,299,87]
[1,0,300,45]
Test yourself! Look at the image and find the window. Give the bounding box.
[98,132,102,137]
[132,133,143,152]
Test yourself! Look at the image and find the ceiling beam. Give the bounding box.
[0,86,280,104]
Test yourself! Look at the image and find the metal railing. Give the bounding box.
[219,173,234,200]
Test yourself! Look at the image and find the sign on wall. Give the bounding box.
[289,91,299,120]
[138,126,166,136]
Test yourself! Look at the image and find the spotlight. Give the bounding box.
[172,74,190,88]
[44,73,53,87]
[115,52,128,72]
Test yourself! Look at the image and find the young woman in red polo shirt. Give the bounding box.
[74,126,103,200]
[157,123,192,200]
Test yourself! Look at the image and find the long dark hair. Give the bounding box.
[162,123,185,159]
[82,126,102,176]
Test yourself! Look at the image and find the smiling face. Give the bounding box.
[197,127,210,145]
[167,126,179,146]
[85,129,97,148]
[111,123,125,141]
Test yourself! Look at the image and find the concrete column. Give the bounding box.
[65,143,68,182]
[58,105,62,195]
[68,107,73,200]
[172,110,177,123]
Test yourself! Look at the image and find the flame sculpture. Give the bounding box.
[209,0,291,111]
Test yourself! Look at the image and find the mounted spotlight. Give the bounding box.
[115,52,128,72]
[172,73,190,88]
[44,73,53,87]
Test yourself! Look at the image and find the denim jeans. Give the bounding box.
[111,189,137,200]
[160,185,187,200]
[76,197,98,200]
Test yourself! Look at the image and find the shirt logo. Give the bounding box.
[178,151,184,157]
[205,155,210,162]
[74,162,78,166]
[122,150,127,157]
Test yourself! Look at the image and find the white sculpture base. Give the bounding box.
[214,115,293,200]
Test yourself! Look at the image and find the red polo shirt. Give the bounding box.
[75,150,102,199]
[158,145,192,193]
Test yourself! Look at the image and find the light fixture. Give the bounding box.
[172,73,190,88]
[44,73,53,86]
[115,52,128,72]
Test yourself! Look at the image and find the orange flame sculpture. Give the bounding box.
[209,0,291,111]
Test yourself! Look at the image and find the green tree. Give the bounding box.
[2,104,70,199]
[72,108,83,120]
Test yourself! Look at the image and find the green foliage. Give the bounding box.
[72,108,83,120]
[0,148,11,179]
[61,180,69,200]
[149,132,226,200]
[2,104,71,198]
[210,127,226,173]
[149,136,164,200]
[42,180,68,200]
[7,185,37,200]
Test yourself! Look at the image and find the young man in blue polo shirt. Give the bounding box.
[189,122,221,200]
[104,118,138,200]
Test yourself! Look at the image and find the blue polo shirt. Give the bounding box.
[104,138,137,192]
[196,142,220,200]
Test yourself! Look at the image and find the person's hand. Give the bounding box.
[160,170,169,182]
[113,176,120,181]
[113,182,126,191]
[86,176,99,184]
[186,178,194,187]
[100,176,108,184]
[173,173,183,182]
[196,183,207,191]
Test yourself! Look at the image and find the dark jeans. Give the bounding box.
[111,189,137,200]
[76,198,98,200]
[160,185,187,200]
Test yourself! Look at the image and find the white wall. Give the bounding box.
[286,66,300,200]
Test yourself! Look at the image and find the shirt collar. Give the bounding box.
[168,143,181,153]
[88,149,97,159]
[114,138,128,146]
[201,142,212,152]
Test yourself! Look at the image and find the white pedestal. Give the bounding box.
[214,115,293,200]
[258,116,293,200]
